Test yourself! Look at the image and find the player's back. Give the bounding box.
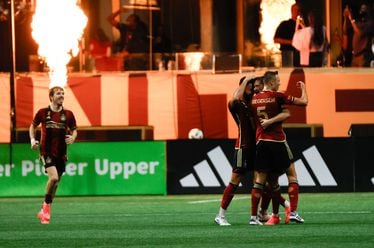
[251,90,288,142]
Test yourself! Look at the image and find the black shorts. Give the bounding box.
[255,140,293,175]
[40,155,66,175]
[232,147,256,174]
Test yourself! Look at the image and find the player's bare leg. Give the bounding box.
[250,171,266,225]
[215,172,242,226]
[37,166,60,224]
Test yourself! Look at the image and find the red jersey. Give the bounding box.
[251,90,294,142]
[32,106,77,160]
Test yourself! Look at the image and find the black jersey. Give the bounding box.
[228,99,256,150]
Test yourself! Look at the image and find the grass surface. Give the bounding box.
[1,193,373,247]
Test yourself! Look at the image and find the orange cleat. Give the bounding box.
[37,203,51,224]
[265,214,281,225]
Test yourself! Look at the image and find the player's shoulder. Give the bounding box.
[253,91,266,98]
[274,91,286,96]
[36,107,49,114]
[63,108,75,116]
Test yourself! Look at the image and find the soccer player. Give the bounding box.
[254,74,303,224]
[214,76,257,226]
[29,86,77,224]
[253,76,264,94]
[250,71,307,225]
[253,76,291,223]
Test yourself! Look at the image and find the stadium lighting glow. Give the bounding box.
[259,0,294,50]
[183,52,204,71]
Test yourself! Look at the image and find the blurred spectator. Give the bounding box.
[274,3,300,67]
[345,3,374,67]
[107,6,148,70]
[335,5,354,67]
[107,7,148,54]
[292,9,329,67]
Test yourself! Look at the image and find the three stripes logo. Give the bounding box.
[279,145,337,186]
[179,145,337,187]
[179,146,232,187]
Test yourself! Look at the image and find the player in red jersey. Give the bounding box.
[252,76,291,222]
[250,71,307,225]
[214,76,258,226]
[29,86,77,224]
[253,75,301,223]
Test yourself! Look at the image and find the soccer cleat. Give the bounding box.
[258,211,271,222]
[289,211,304,223]
[249,216,263,225]
[42,203,51,221]
[37,203,51,224]
[214,215,231,226]
[37,209,50,224]
[284,204,291,224]
[265,214,281,225]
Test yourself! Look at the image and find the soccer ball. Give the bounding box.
[188,128,204,139]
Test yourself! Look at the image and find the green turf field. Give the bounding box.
[0,193,373,247]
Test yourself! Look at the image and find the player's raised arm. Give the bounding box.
[293,81,308,106]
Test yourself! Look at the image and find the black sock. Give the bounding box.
[45,194,53,204]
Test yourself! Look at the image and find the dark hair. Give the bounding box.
[254,76,264,84]
[239,76,246,85]
[247,77,257,88]
[239,76,256,90]
[263,71,278,84]
[309,10,324,47]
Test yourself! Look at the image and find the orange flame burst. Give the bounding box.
[31,0,87,88]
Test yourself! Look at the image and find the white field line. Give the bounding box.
[60,210,371,217]
[188,196,249,204]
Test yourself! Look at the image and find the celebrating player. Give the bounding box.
[29,86,77,224]
[250,71,307,225]
[214,76,257,226]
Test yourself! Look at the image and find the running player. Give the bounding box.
[29,86,77,224]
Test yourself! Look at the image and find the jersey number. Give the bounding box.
[256,106,268,120]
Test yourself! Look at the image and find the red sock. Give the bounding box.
[288,182,299,212]
[260,184,271,211]
[220,183,238,210]
[251,185,264,216]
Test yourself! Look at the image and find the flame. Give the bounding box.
[184,52,204,71]
[259,0,294,50]
[31,0,87,88]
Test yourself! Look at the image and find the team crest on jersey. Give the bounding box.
[46,110,51,121]
[60,113,66,122]
[46,156,52,164]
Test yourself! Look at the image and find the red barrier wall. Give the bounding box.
[1,68,373,142]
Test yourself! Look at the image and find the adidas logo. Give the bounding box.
[179,145,338,187]
[279,145,337,186]
[179,146,232,187]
